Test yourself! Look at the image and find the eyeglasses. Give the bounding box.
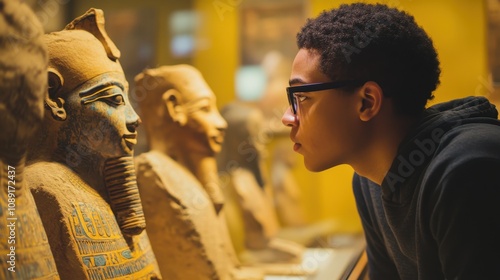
[286,81,365,114]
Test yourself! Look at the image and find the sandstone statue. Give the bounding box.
[135,65,262,279]
[26,8,161,280]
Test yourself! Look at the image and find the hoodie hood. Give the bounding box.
[381,96,499,202]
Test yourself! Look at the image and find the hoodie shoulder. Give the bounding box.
[424,120,500,187]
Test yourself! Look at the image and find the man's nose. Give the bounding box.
[281,107,297,127]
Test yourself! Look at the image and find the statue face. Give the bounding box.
[59,72,140,161]
[182,90,227,156]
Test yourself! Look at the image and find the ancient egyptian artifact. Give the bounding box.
[26,8,161,280]
[135,65,262,279]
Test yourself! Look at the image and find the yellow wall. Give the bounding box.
[194,0,488,233]
[192,1,240,108]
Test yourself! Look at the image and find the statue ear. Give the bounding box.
[45,68,67,121]
[162,89,187,126]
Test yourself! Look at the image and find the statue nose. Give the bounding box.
[127,117,141,133]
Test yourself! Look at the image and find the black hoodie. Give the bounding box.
[353,96,500,280]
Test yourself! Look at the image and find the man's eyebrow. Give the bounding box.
[79,81,124,98]
[289,78,306,86]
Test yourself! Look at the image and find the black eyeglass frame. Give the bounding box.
[286,81,366,114]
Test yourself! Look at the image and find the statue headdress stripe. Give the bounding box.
[64,8,121,61]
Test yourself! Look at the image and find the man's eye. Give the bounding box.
[295,95,307,102]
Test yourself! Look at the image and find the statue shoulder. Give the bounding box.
[25,161,89,196]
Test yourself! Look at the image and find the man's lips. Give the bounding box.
[290,136,301,152]
[293,142,302,152]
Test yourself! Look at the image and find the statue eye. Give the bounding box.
[109,95,124,105]
[81,85,126,106]
[199,105,210,113]
[102,93,125,106]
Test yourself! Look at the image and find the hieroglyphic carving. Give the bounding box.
[29,162,159,279]
[70,203,157,278]
[1,161,59,279]
[0,0,59,278]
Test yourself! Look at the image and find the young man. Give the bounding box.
[281,3,500,279]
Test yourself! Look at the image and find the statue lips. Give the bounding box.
[123,133,137,150]
[212,132,225,146]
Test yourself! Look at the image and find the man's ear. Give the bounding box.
[358,81,383,122]
[45,68,67,121]
[162,89,187,126]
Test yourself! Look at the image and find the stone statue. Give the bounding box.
[135,65,262,279]
[25,8,161,279]
[0,0,59,279]
[217,101,304,266]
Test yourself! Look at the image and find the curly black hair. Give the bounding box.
[297,3,441,116]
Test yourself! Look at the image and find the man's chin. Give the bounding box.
[304,159,331,173]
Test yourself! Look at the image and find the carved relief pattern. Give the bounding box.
[69,202,157,279]
[59,165,159,280]
[0,161,59,280]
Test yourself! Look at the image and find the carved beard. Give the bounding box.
[104,156,146,236]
